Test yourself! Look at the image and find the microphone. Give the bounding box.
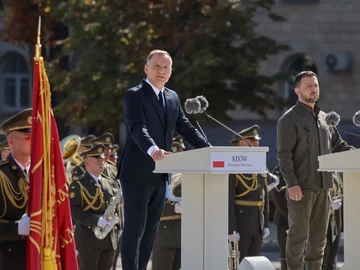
[325,111,340,127]
[184,98,209,144]
[353,111,360,127]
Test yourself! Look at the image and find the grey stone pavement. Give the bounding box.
[115,222,344,269]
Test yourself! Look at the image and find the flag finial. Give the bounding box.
[35,16,42,59]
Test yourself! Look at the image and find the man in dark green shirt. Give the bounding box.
[277,71,353,270]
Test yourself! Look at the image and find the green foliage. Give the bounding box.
[2,0,290,132]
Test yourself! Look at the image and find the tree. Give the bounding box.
[1,0,290,133]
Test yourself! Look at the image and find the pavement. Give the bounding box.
[115,222,344,269]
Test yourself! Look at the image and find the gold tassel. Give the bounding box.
[43,247,57,270]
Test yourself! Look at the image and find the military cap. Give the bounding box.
[0,140,10,151]
[90,132,114,146]
[172,135,185,149]
[81,134,95,146]
[110,144,119,158]
[0,108,33,135]
[230,125,261,144]
[80,143,106,159]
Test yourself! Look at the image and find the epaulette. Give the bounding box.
[107,160,116,166]
[0,159,9,167]
[71,166,87,181]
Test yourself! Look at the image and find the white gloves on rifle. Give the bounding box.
[263,227,270,238]
[228,232,240,241]
[331,199,342,211]
[174,202,182,214]
[97,217,107,229]
[18,214,30,236]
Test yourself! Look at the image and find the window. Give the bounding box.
[1,52,31,111]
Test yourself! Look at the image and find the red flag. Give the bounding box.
[26,52,78,268]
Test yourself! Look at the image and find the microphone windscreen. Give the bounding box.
[325,111,341,127]
[184,98,201,114]
[196,96,209,112]
[353,111,360,127]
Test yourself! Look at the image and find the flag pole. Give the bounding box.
[35,16,42,59]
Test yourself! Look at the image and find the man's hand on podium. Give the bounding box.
[263,227,270,238]
[228,232,240,241]
[151,149,172,161]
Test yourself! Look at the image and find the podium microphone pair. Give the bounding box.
[184,96,280,192]
[325,111,360,138]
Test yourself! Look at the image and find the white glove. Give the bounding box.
[18,214,30,236]
[174,202,182,214]
[97,217,107,229]
[228,232,240,241]
[331,199,342,210]
[263,227,270,238]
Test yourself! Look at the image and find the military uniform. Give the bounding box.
[0,108,32,270]
[271,164,288,270]
[228,125,269,263]
[0,140,10,160]
[69,144,121,270]
[90,132,118,180]
[322,173,343,270]
[152,137,184,270]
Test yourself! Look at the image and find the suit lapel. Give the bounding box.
[164,89,173,131]
[142,80,166,127]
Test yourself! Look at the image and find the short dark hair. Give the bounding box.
[294,71,317,88]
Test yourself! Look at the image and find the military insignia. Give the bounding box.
[98,148,102,153]
[172,146,177,153]
[27,116,32,125]
[70,192,75,198]
[12,165,17,170]
[106,137,110,142]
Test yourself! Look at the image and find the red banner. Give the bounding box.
[27,57,78,270]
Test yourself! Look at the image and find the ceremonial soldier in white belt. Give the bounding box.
[228,125,270,263]
[152,136,185,270]
[69,144,121,270]
[0,109,32,270]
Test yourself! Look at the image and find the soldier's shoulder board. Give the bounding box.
[72,166,86,181]
[0,159,9,167]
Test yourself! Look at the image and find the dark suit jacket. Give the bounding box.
[119,79,208,185]
[228,173,269,237]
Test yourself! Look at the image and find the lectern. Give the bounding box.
[318,149,360,270]
[154,146,269,270]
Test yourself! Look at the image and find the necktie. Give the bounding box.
[158,92,164,110]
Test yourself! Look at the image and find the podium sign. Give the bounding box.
[155,146,268,270]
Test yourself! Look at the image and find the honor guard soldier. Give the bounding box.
[79,134,95,153]
[322,172,343,270]
[109,144,119,166]
[0,108,32,270]
[152,137,184,270]
[270,164,288,270]
[90,132,118,180]
[228,125,270,263]
[69,144,121,270]
[0,140,11,160]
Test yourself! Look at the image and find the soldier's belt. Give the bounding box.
[160,215,181,221]
[234,200,264,207]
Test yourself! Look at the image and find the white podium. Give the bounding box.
[318,149,360,270]
[154,146,269,270]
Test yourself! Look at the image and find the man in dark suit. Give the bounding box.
[119,50,209,270]
[69,144,121,270]
[228,125,270,264]
[0,108,32,270]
